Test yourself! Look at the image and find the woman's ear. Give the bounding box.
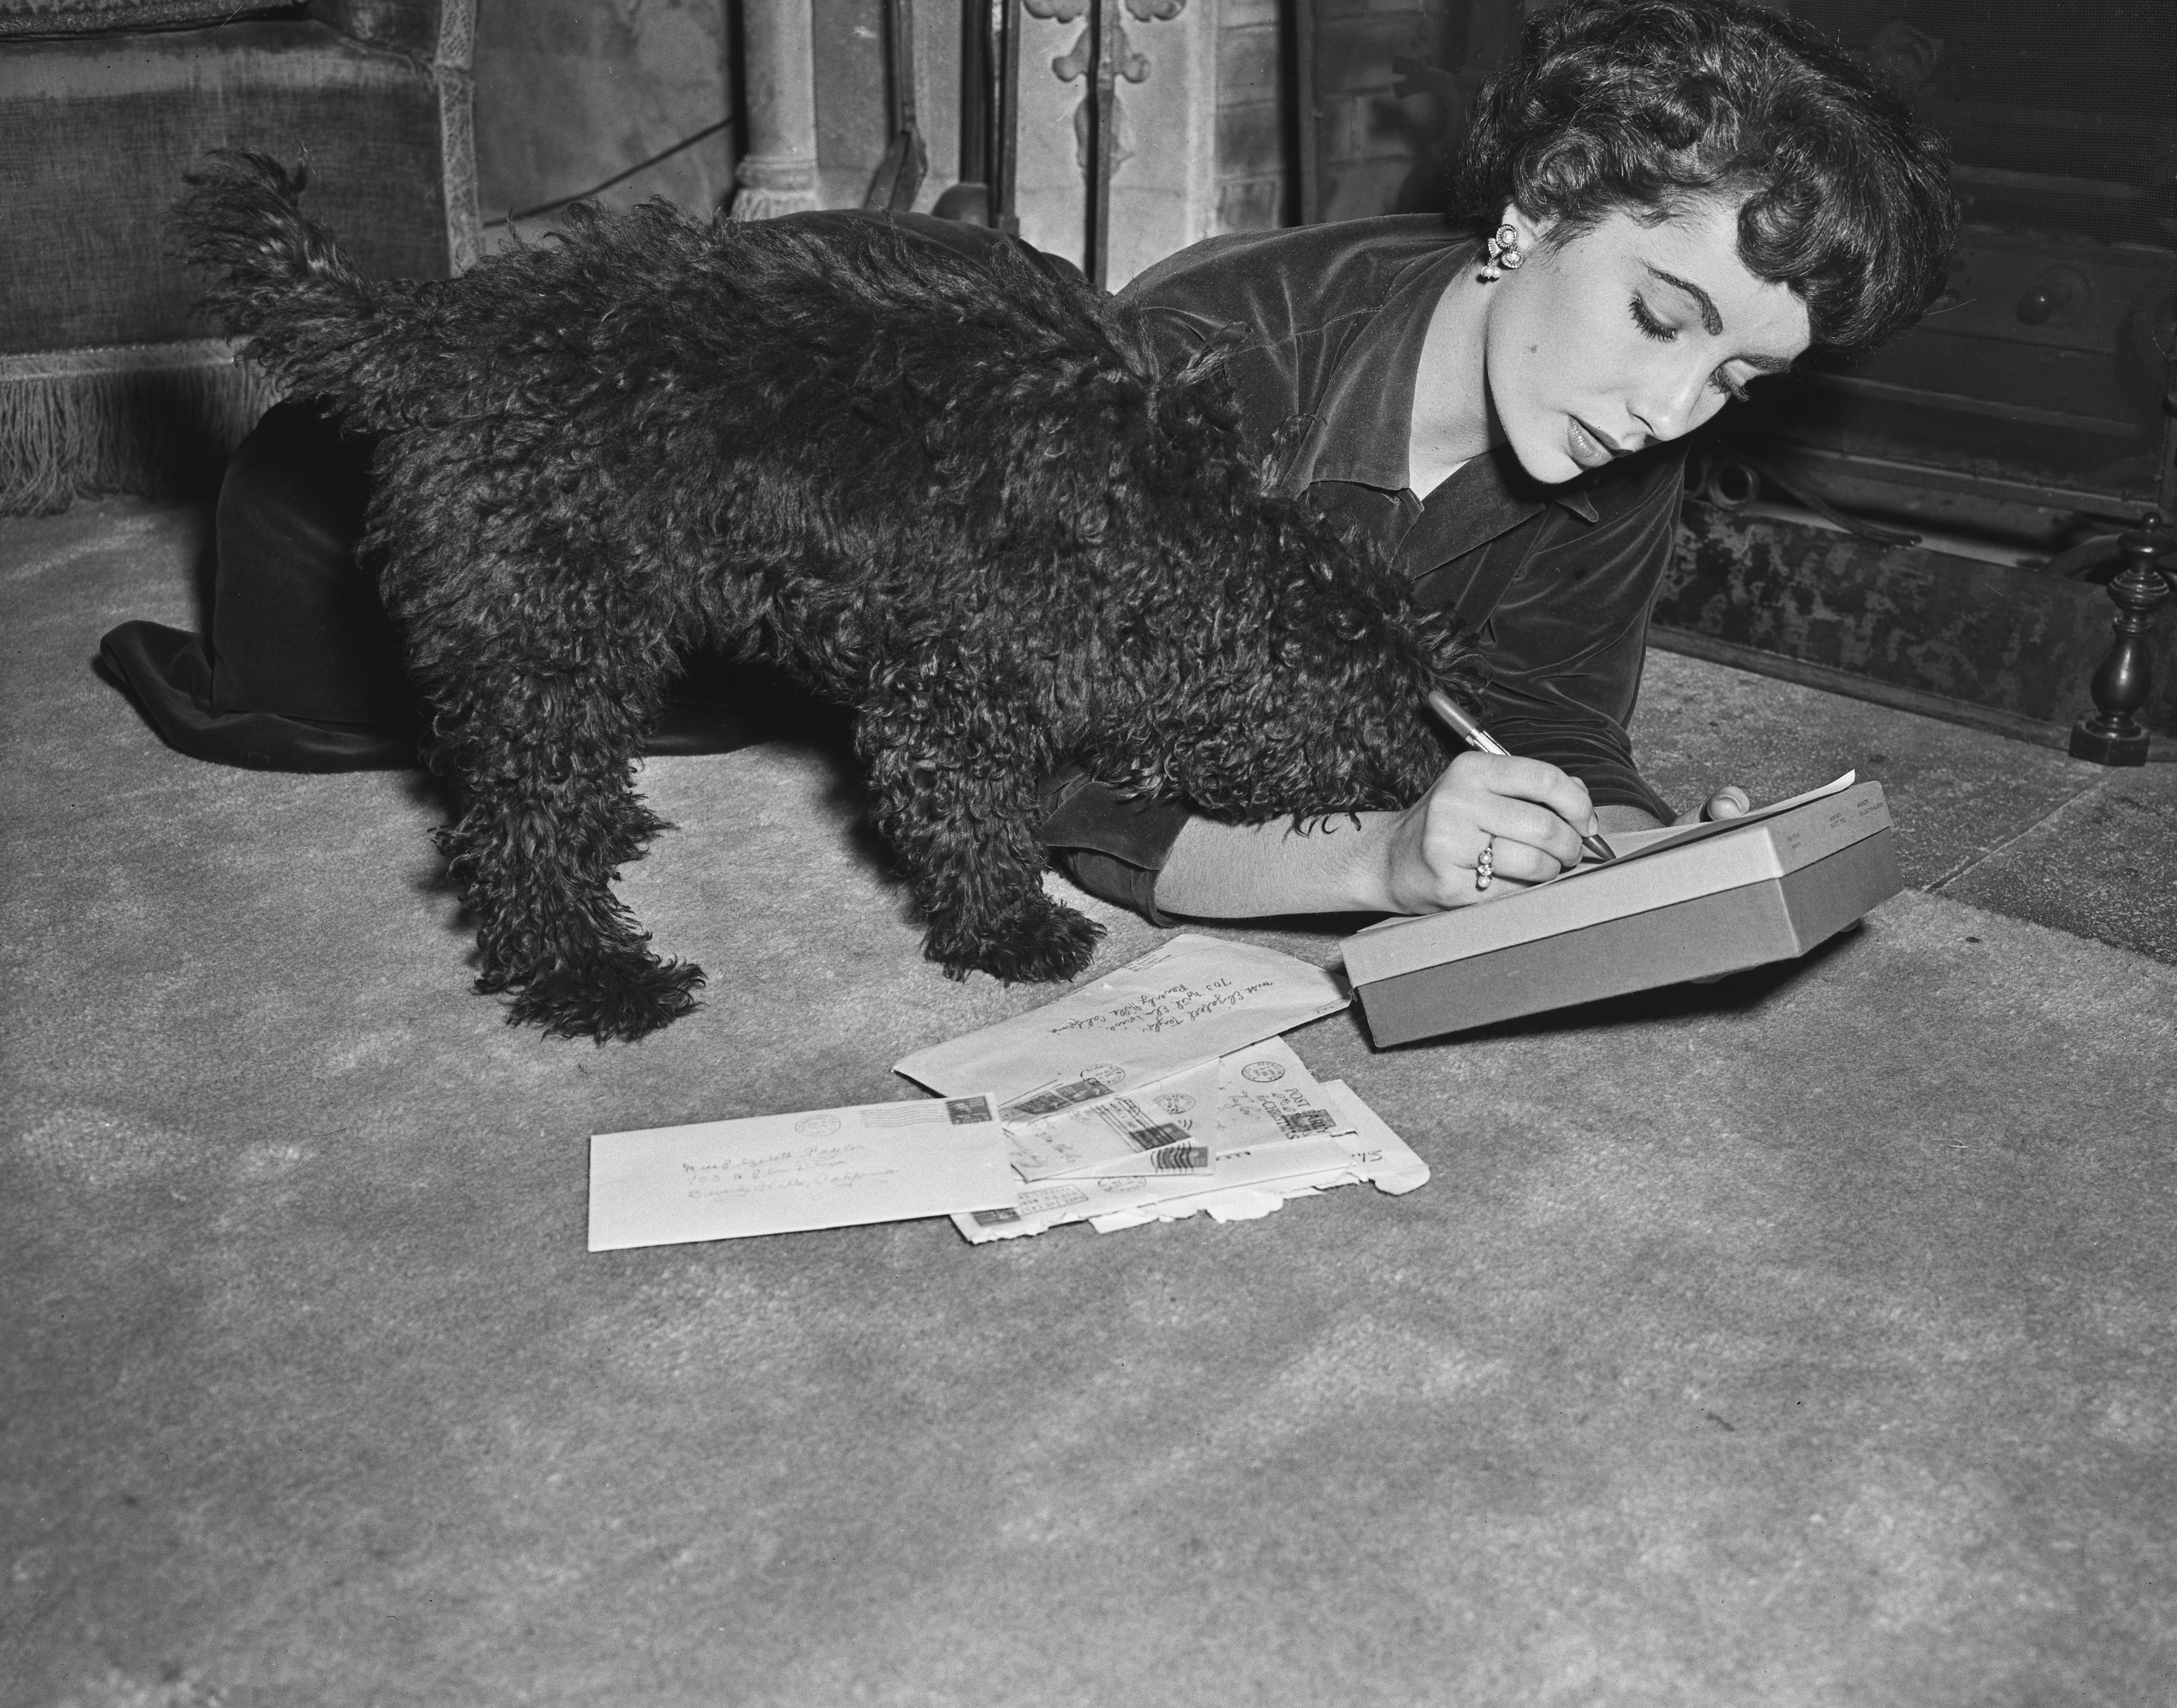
[1499,203,1550,257]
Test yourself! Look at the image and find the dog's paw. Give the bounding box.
[929,893,1104,985]
[501,951,706,1042]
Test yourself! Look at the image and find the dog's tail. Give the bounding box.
[169,151,416,431]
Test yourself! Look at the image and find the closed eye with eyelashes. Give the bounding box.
[1627,295,1754,401]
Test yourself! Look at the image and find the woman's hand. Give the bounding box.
[1370,751,1598,913]
[1152,756,1609,921]
[1596,784,1754,835]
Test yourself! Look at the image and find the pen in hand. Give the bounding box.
[1424,687,1618,865]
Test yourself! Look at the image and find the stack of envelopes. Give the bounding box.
[893,935,1429,1243]
[588,935,1427,1252]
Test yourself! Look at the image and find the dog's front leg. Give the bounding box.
[428,662,703,1042]
[858,678,1103,985]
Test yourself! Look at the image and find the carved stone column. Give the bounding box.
[1013,0,1217,287]
[730,0,821,221]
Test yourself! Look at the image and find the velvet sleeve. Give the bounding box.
[1117,223,1431,457]
[1035,765,1189,925]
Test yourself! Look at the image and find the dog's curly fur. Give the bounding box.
[171,152,1484,1041]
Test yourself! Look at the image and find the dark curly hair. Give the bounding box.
[1455,0,1958,361]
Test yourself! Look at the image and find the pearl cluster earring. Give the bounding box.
[1477,223,1524,284]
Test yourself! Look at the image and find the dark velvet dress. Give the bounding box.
[101,210,1685,921]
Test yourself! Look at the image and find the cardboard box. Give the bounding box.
[1342,782,1902,1047]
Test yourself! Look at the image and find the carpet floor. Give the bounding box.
[6,500,2175,1707]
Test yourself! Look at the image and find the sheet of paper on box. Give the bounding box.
[1558,771,1859,876]
[590,1094,1012,1251]
[894,933,1349,1110]
[1344,772,1864,952]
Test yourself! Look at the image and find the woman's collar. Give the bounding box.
[1276,232,1595,522]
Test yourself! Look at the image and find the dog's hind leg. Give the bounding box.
[425,638,704,1043]
[859,668,1103,985]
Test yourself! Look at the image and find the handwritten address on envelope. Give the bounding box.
[893,933,1350,1107]
[588,1094,1013,1250]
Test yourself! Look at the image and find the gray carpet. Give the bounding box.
[7,500,2177,1706]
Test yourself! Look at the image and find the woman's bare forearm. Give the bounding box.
[1153,813,1400,918]
[1154,752,1605,920]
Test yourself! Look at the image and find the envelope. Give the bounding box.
[953,1077,1428,1243]
[895,934,1350,1108]
[589,1094,1012,1251]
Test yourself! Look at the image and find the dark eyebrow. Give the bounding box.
[1645,263,1799,372]
[1645,265,1723,336]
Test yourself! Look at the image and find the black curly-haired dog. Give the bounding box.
[170,152,1481,1042]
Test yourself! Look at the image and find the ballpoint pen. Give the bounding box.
[1424,687,1618,864]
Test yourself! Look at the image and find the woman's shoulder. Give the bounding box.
[1126,215,1470,289]
[1121,216,1478,339]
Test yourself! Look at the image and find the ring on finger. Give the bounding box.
[1475,837,1495,891]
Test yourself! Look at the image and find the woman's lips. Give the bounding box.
[1567,416,1622,470]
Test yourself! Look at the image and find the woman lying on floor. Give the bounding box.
[104,0,1955,930]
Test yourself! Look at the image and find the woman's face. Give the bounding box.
[1483,195,1812,486]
